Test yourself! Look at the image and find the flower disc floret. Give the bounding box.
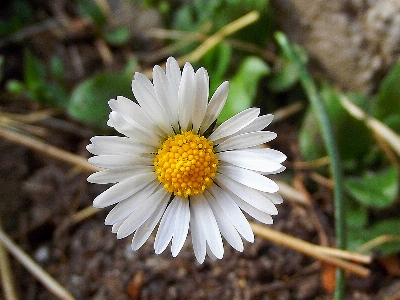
[154,131,218,198]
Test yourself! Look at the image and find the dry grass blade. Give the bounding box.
[0,125,99,173]
[358,234,400,253]
[293,157,331,170]
[341,95,400,156]
[275,180,310,206]
[179,10,259,64]
[251,222,371,277]
[0,229,75,300]
[0,109,57,123]
[0,220,18,300]
[272,101,304,123]
[141,10,260,78]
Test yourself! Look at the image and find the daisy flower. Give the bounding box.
[87,57,286,263]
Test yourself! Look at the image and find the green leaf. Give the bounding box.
[219,56,269,122]
[67,72,132,127]
[50,56,64,83]
[0,0,33,37]
[6,79,25,94]
[268,44,307,92]
[172,0,272,46]
[24,50,46,92]
[267,61,299,92]
[348,219,400,256]
[77,0,107,28]
[373,60,400,122]
[299,85,372,161]
[345,166,398,208]
[364,220,400,255]
[346,201,368,229]
[123,57,138,78]
[22,50,68,106]
[104,27,130,46]
[202,42,232,93]
[42,83,69,107]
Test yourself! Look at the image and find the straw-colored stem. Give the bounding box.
[0,229,75,300]
[275,180,310,206]
[178,11,259,64]
[0,220,18,300]
[141,11,260,79]
[0,125,99,173]
[251,223,370,277]
[341,95,400,156]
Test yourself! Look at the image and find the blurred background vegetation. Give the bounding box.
[1,0,400,298]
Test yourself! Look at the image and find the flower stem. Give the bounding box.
[275,32,346,299]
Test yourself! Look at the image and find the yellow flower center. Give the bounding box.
[154,131,218,198]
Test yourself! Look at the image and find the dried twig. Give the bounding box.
[178,11,259,64]
[0,219,18,300]
[272,101,304,123]
[141,11,260,78]
[0,125,98,173]
[0,229,75,300]
[341,95,400,156]
[251,223,371,277]
[292,156,331,170]
[358,234,400,253]
[275,180,310,206]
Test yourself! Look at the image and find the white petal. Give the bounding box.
[261,165,286,175]
[215,172,278,215]
[109,97,166,138]
[233,148,287,163]
[154,197,180,254]
[153,65,179,131]
[218,152,283,173]
[87,136,156,156]
[88,154,153,169]
[218,165,279,193]
[109,98,153,136]
[262,191,284,204]
[104,181,160,225]
[234,114,274,135]
[178,62,195,131]
[215,131,277,152]
[192,68,209,133]
[166,57,181,99]
[107,111,161,147]
[191,194,224,259]
[229,192,274,225]
[88,166,153,184]
[93,173,157,208]
[200,81,229,134]
[171,198,190,257]
[204,190,244,251]
[190,203,206,263]
[117,186,169,239]
[206,243,219,261]
[111,219,124,233]
[133,72,156,98]
[208,184,254,242]
[131,79,173,135]
[131,197,169,250]
[208,108,260,142]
